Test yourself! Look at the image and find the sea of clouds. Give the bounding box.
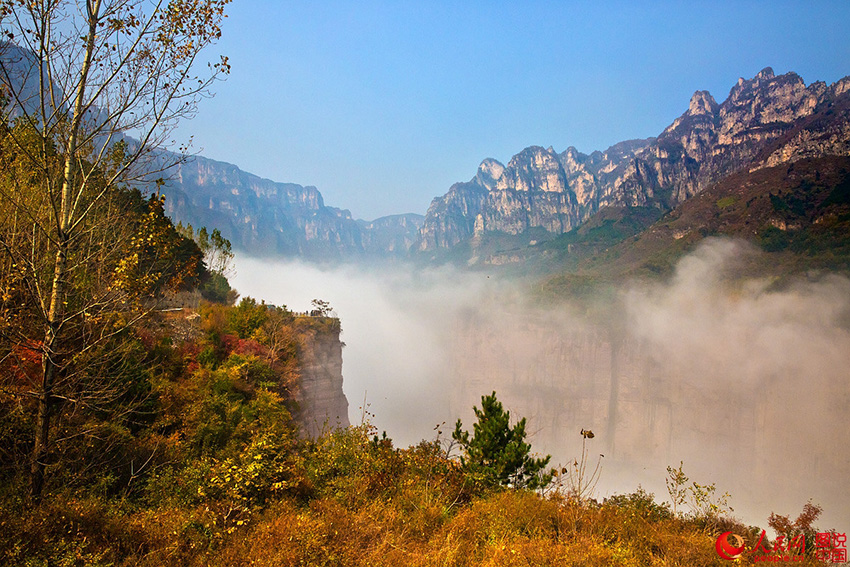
[232,238,850,528]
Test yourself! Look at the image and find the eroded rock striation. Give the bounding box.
[293,318,350,438]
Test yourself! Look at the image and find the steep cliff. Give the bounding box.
[448,300,850,524]
[160,155,427,261]
[416,174,490,251]
[612,67,839,207]
[415,142,652,256]
[161,156,369,260]
[293,317,351,437]
[158,67,850,266]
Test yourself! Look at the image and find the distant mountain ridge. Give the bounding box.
[136,66,850,265]
[159,156,423,261]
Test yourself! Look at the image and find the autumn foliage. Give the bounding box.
[0,295,835,565]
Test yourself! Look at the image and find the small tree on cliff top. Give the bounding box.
[453,391,552,489]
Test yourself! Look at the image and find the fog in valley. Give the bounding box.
[232,238,850,529]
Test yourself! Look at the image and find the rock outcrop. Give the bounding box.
[415,140,653,256]
[293,318,350,437]
[416,177,490,251]
[613,67,833,208]
[162,156,364,260]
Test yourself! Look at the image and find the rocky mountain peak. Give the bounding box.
[476,158,505,190]
[559,146,588,174]
[687,90,719,116]
[756,66,775,80]
[152,61,850,265]
[496,146,568,193]
[833,76,850,98]
[414,66,850,261]
[728,67,806,103]
[509,145,559,164]
[562,146,581,158]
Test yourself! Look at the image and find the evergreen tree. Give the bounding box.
[452,391,552,489]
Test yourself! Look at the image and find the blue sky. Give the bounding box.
[180,1,850,220]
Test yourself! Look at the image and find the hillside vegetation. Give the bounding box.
[0,292,835,565]
[535,156,850,300]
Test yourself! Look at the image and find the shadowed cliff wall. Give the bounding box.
[294,317,351,437]
[447,299,850,527]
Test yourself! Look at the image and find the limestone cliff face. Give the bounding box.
[162,156,367,260]
[613,68,838,207]
[294,319,350,438]
[484,147,580,234]
[415,68,850,256]
[760,76,850,168]
[162,155,422,261]
[562,138,656,214]
[447,309,849,523]
[417,178,489,251]
[163,67,850,263]
[415,141,652,254]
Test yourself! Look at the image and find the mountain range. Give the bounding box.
[159,66,850,271]
[5,43,844,270]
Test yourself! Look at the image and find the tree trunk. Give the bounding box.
[30,239,67,499]
[29,1,100,500]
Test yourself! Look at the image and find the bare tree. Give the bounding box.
[0,0,229,498]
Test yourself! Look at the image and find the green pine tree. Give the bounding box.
[453,391,553,489]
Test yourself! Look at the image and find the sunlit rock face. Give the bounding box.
[415,142,652,253]
[611,68,839,208]
[416,69,850,256]
[483,147,580,234]
[416,180,489,251]
[476,158,506,189]
[760,76,850,168]
[617,68,824,206]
